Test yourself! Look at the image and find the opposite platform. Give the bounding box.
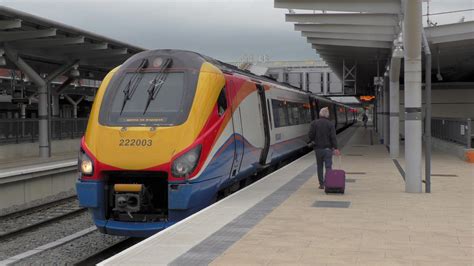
[102,127,473,265]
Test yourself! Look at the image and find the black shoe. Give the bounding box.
[319,185,324,189]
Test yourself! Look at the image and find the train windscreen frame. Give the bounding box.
[101,71,190,126]
[98,52,204,127]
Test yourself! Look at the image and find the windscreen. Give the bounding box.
[104,72,187,126]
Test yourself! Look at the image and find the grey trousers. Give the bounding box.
[315,149,333,185]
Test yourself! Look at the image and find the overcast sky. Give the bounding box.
[1,0,473,62]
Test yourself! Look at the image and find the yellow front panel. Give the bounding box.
[114,184,143,192]
[85,62,225,170]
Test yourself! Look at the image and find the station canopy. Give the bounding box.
[275,0,474,93]
[0,6,146,80]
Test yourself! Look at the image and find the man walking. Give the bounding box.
[362,111,369,129]
[308,107,340,189]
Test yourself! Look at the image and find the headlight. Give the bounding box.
[79,150,94,176]
[171,145,202,178]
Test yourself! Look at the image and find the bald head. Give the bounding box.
[319,107,330,118]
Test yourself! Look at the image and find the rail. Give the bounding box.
[431,117,473,148]
[0,118,88,145]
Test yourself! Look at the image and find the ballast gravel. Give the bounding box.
[12,230,127,265]
[0,212,93,260]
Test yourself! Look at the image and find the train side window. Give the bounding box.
[217,87,227,116]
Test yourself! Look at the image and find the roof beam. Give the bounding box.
[302,31,394,42]
[315,50,390,59]
[42,43,109,54]
[318,53,388,62]
[66,48,128,59]
[0,28,56,42]
[307,37,392,49]
[11,36,85,48]
[295,24,396,35]
[286,13,399,26]
[275,0,401,14]
[313,44,390,52]
[317,53,390,62]
[429,32,474,44]
[425,21,474,38]
[0,18,21,29]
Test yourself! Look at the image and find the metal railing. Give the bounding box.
[0,118,88,145]
[431,117,473,148]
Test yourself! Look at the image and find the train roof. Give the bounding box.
[121,49,355,109]
[204,58,355,109]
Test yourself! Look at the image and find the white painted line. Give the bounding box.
[0,160,77,179]
[0,226,96,265]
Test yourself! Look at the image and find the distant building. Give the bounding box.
[231,60,344,95]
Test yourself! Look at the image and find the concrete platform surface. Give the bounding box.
[0,152,78,213]
[0,152,77,171]
[101,127,473,266]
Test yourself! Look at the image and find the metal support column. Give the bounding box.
[379,85,384,143]
[375,60,380,133]
[404,0,423,193]
[376,87,380,133]
[4,46,48,157]
[323,71,329,95]
[51,93,60,118]
[20,104,26,119]
[383,76,390,145]
[4,45,79,158]
[302,71,308,92]
[389,57,401,158]
[342,59,357,95]
[422,31,432,193]
[64,95,84,119]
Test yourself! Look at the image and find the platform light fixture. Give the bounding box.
[392,33,404,59]
[70,64,80,78]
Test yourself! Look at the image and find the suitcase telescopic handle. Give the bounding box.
[336,154,343,169]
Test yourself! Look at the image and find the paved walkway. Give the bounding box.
[211,127,473,265]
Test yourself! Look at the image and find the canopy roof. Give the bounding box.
[275,0,474,94]
[0,6,146,79]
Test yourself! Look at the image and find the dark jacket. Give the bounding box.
[308,117,337,150]
[362,114,368,122]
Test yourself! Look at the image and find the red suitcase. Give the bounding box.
[324,166,346,194]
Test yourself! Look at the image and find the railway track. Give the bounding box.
[0,196,86,241]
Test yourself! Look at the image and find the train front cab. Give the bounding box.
[76,51,234,237]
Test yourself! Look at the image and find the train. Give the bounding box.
[76,50,357,237]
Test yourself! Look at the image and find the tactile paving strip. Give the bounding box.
[312,201,351,208]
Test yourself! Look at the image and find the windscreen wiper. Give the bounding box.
[120,59,148,115]
[143,58,172,115]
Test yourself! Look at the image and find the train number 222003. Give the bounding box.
[119,139,153,147]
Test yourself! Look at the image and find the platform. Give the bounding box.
[0,153,77,213]
[101,126,473,266]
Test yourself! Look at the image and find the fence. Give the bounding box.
[0,118,88,145]
[431,117,472,148]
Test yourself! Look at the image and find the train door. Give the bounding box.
[227,81,244,179]
[256,84,271,166]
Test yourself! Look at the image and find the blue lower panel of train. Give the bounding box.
[76,178,223,237]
